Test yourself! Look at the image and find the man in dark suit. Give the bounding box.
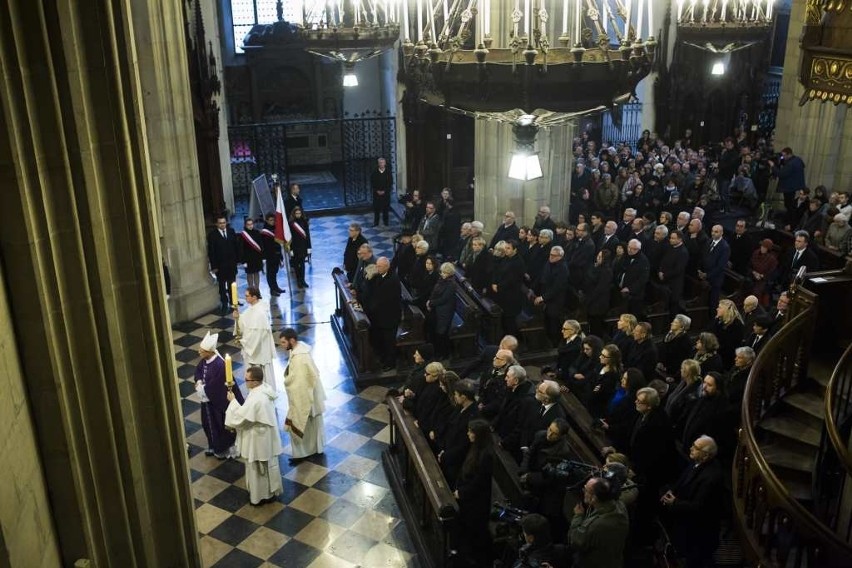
[535,246,570,346]
[727,218,754,276]
[743,316,773,354]
[524,380,567,449]
[459,335,519,379]
[660,435,725,568]
[283,183,303,218]
[494,365,539,462]
[616,208,637,243]
[491,240,526,338]
[207,215,240,314]
[261,213,286,296]
[779,230,820,287]
[741,295,767,333]
[684,219,708,278]
[699,225,731,311]
[598,220,620,254]
[370,157,393,227]
[490,211,521,249]
[366,257,401,372]
[658,230,690,316]
[568,223,596,291]
[619,239,650,319]
[438,379,480,485]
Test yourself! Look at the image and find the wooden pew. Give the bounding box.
[332,268,374,372]
[518,286,550,350]
[453,270,503,345]
[398,283,427,362]
[448,281,482,359]
[384,396,458,568]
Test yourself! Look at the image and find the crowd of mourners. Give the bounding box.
[341,126,851,567]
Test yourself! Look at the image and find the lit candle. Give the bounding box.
[603,1,608,35]
[483,0,490,35]
[225,354,234,387]
[721,0,727,20]
[477,0,483,44]
[562,0,569,34]
[677,0,683,21]
[575,0,581,41]
[637,0,643,39]
[525,0,530,36]
[417,0,423,41]
[428,0,436,38]
[767,0,773,20]
[624,0,631,38]
[230,281,238,307]
[647,0,652,35]
[702,0,709,22]
[403,0,409,39]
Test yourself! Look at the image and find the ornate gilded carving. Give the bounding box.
[805,0,823,24]
[799,0,852,107]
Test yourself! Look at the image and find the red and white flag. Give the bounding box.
[274,186,292,245]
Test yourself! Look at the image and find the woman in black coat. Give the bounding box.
[587,344,623,418]
[658,314,694,378]
[710,299,745,369]
[412,256,439,313]
[288,207,312,288]
[427,263,457,359]
[567,335,603,405]
[556,320,584,384]
[602,367,646,450]
[465,237,492,295]
[692,332,725,376]
[584,249,614,338]
[453,419,495,567]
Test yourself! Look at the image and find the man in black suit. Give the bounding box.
[343,223,368,281]
[438,379,480,485]
[524,380,567,448]
[626,322,659,380]
[568,223,596,291]
[366,257,401,372]
[491,240,526,338]
[780,230,820,287]
[494,365,539,462]
[207,215,240,314]
[743,316,773,354]
[770,292,791,332]
[660,435,725,568]
[619,239,650,319]
[727,218,754,276]
[598,220,620,254]
[616,208,637,243]
[684,219,708,278]
[658,230,690,316]
[490,211,521,249]
[741,295,767,332]
[535,246,570,346]
[283,183,303,218]
[370,157,393,227]
[261,213,286,296]
[699,224,731,311]
[459,335,519,379]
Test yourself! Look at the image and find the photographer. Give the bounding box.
[513,514,569,568]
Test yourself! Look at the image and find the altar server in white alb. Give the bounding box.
[235,286,277,391]
[225,366,283,505]
[279,327,326,465]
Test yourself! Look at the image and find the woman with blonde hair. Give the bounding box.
[665,359,702,427]
[611,314,638,357]
[711,299,745,368]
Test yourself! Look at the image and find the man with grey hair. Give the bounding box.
[661,434,724,568]
[535,245,569,346]
[459,221,484,267]
[366,256,402,372]
[494,364,537,462]
[528,379,567,441]
[741,294,766,332]
[826,212,852,255]
[619,239,650,319]
[527,228,555,287]
[599,220,620,253]
[727,346,756,405]
[490,211,520,249]
[617,207,638,241]
[350,243,376,299]
[675,211,691,234]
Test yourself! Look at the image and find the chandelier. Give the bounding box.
[296,0,400,64]
[674,0,774,55]
[400,0,656,126]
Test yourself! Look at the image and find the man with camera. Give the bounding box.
[768,147,806,214]
[567,476,629,567]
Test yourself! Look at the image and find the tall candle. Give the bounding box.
[647,0,652,34]
[484,0,490,35]
[690,0,696,22]
[417,0,423,41]
[525,0,531,36]
[702,0,709,22]
[603,1,608,35]
[624,0,631,38]
[575,0,581,41]
[721,0,727,20]
[403,0,409,39]
[562,0,569,34]
[230,281,238,307]
[225,354,234,386]
[767,0,773,20]
[637,0,643,39]
[677,0,683,21]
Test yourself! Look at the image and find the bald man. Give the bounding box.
[366,257,402,372]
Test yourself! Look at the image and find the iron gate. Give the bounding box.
[600,102,644,149]
[228,117,397,210]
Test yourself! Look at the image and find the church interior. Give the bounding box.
[1,0,852,567]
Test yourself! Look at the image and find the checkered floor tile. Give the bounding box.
[176,211,417,567]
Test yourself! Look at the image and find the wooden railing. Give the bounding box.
[332,268,373,372]
[734,288,852,566]
[383,396,458,568]
[816,343,852,543]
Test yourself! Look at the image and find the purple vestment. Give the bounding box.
[196,356,244,453]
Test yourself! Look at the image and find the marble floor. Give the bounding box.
[174,212,415,567]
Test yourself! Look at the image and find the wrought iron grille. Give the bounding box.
[227,116,396,210]
[600,102,644,150]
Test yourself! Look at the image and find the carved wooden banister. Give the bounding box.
[733,290,852,566]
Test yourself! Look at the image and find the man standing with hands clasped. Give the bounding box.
[371,157,393,227]
[225,366,283,506]
[280,328,327,465]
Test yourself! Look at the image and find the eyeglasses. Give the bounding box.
[635,399,649,406]
[600,354,610,359]
[690,444,707,453]
[246,378,262,383]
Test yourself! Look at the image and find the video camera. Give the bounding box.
[542,460,628,495]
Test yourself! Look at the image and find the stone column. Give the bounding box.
[474,121,574,234]
[774,0,852,192]
[133,0,220,322]
[0,0,199,566]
